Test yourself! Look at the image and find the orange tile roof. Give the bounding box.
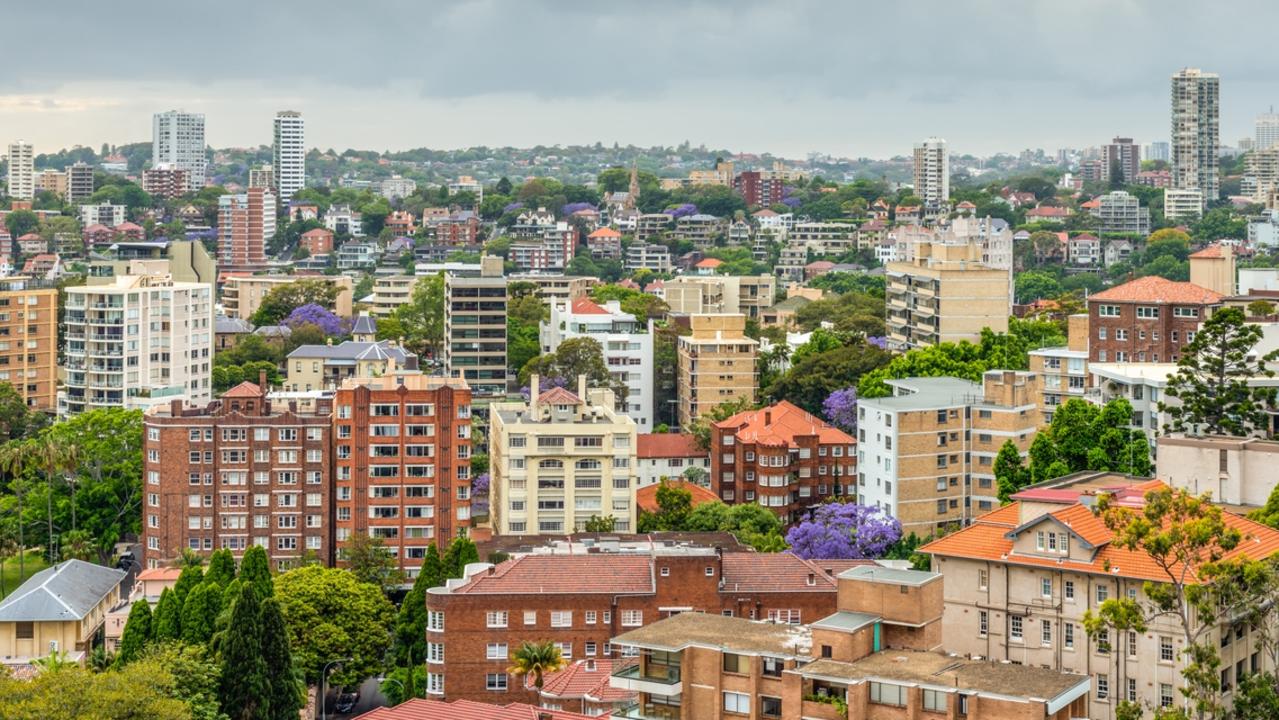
[587,227,621,239]
[1088,276,1224,305]
[715,401,854,447]
[356,699,595,720]
[538,387,583,405]
[695,258,723,268]
[637,433,706,459]
[530,659,634,703]
[636,480,719,513]
[454,555,655,595]
[924,483,1279,584]
[569,297,611,315]
[301,228,333,238]
[220,381,265,399]
[136,567,183,581]
[1189,244,1226,258]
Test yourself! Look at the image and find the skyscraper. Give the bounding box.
[912,137,949,209]
[272,110,305,202]
[152,110,206,192]
[217,187,276,273]
[1257,110,1279,151]
[1100,137,1140,185]
[6,140,34,200]
[1170,68,1219,207]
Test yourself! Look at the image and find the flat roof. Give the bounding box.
[860,377,980,411]
[611,612,812,658]
[837,565,940,587]
[809,611,880,633]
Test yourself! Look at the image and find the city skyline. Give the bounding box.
[2,2,1278,159]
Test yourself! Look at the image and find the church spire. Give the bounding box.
[625,161,639,211]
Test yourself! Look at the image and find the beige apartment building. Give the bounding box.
[508,273,599,305]
[661,275,775,320]
[886,240,1010,350]
[490,375,638,534]
[0,277,58,411]
[925,475,1279,720]
[370,274,416,317]
[444,256,508,399]
[676,314,757,430]
[857,372,1040,534]
[1027,314,1089,423]
[1156,434,1279,508]
[221,274,354,321]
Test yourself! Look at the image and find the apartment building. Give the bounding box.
[35,169,66,197]
[924,477,1279,720]
[62,273,213,416]
[732,170,784,207]
[152,110,206,191]
[272,111,305,202]
[284,339,416,391]
[0,277,57,411]
[858,372,1041,535]
[1157,434,1279,507]
[333,373,473,577]
[1101,137,1141,184]
[609,565,1089,720]
[508,273,597,305]
[142,164,189,200]
[675,214,722,246]
[141,380,333,570]
[220,274,354,321]
[586,227,622,259]
[1163,188,1205,220]
[541,298,654,430]
[637,433,709,487]
[711,401,852,512]
[912,137,950,211]
[676,314,757,430]
[660,274,775,321]
[424,547,862,703]
[299,227,335,256]
[489,375,638,535]
[1188,242,1235,296]
[444,256,508,399]
[625,244,673,273]
[1091,190,1151,236]
[885,240,1011,350]
[1028,314,1089,423]
[370,274,416,317]
[217,187,276,274]
[1086,275,1223,363]
[1171,68,1220,207]
[66,162,94,203]
[248,165,274,191]
[6,140,34,200]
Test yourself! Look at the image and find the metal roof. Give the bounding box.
[0,559,125,622]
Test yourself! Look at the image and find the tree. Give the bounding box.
[394,544,444,668]
[583,515,617,532]
[821,388,858,433]
[283,304,345,336]
[180,582,221,647]
[640,480,694,532]
[260,598,303,720]
[28,437,78,562]
[115,598,153,667]
[688,397,755,449]
[0,382,43,442]
[441,535,480,579]
[1014,271,1063,304]
[340,533,404,594]
[0,657,204,720]
[519,337,625,402]
[204,549,236,590]
[1026,398,1151,481]
[785,503,902,559]
[3,209,39,239]
[508,641,567,690]
[394,272,445,359]
[1248,299,1277,318]
[994,440,1030,503]
[1161,307,1278,437]
[274,565,395,688]
[219,583,269,720]
[173,564,204,609]
[139,643,229,720]
[250,279,342,326]
[239,545,273,600]
[152,587,181,641]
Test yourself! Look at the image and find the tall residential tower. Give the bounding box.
[152,110,206,192]
[1170,68,1219,208]
[912,137,949,211]
[6,140,34,200]
[272,111,305,202]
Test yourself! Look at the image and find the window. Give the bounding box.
[1174,307,1199,318]
[1128,630,1138,658]
[1041,577,1052,598]
[870,682,906,707]
[979,611,988,637]
[486,643,508,660]
[1065,580,1075,601]
[1098,304,1120,317]
[1137,306,1159,318]
[1097,584,1109,603]
[1042,620,1052,646]
[1098,629,1111,654]
[723,691,750,714]
[621,610,643,627]
[551,611,572,628]
[760,696,783,718]
[1160,683,1174,707]
[1096,674,1109,700]
[923,688,947,713]
[978,569,988,590]
[427,642,443,663]
[1160,635,1174,661]
[761,656,784,677]
[1011,615,1023,641]
[1127,678,1138,702]
[1065,622,1075,649]
[722,653,748,674]
[523,610,537,626]
[486,611,508,628]
[486,673,508,692]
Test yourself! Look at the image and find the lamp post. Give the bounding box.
[320,657,352,720]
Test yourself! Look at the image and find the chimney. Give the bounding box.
[530,374,541,417]
[258,369,268,390]
[578,373,588,401]
[764,410,772,425]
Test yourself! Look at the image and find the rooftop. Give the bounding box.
[354,699,595,720]
[715,400,854,447]
[636,433,705,459]
[1088,276,1224,305]
[837,565,940,587]
[529,658,634,703]
[636,480,718,514]
[859,377,981,411]
[0,559,125,622]
[611,612,813,658]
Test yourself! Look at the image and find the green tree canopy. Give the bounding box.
[393,272,445,360]
[218,583,269,720]
[1027,398,1152,482]
[116,598,153,667]
[250,279,343,327]
[274,565,395,688]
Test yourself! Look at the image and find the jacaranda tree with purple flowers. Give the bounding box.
[822,388,858,433]
[664,203,697,219]
[561,202,596,216]
[284,303,346,337]
[785,503,902,559]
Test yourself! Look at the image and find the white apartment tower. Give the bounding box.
[272,111,306,202]
[152,110,207,192]
[6,140,34,200]
[912,137,950,210]
[1257,111,1279,152]
[62,274,214,416]
[1170,68,1219,207]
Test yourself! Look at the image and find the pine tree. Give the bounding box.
[394,544,444,665]
[115,600,153,667]
[219,583,270,720]
[205,549,237,589]
[260,598,302,720]
[151,587,181,641]
[181,582,221,646]
[240,545,273,600]
[173,564,204,609]
[442,536,480,579]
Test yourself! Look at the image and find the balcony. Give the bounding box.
[612,702,681,720]
[611,663,681,696]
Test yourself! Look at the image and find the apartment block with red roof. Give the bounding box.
[542,298,654,431]
[636,433,709,487]
[424,549,870,704]
[923,473,1279,719]
[1086,276,1224,363]
[710,401,856,523]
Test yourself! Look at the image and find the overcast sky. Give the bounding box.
[3,1,1277,160]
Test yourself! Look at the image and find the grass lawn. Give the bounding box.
[0,550,51,600]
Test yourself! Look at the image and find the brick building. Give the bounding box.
[710,401,856,523]
[299,227,335,256]
[217,187,275,274]
[425,548,869,703]
[732,171,784,208]
[141,165,189,200]
[0,277,58,410]
[333,374,473,577]
[141,379,333,570]
[1086,276,1223,363]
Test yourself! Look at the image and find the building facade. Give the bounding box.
[221,274,354,321]
[1092,190,1151,236]
[444,256,508,399]
[0,277,58,411]
[272,110,305,202]
[912,137,949,211]
[6,140,34,200]
[152,110,206,192]
[66,162,95,203]
[141,381,333,569]
[676,314,757,430]
[1100,136,1141,184]
[1171,68,1220,207]
[142,165,190,200]
[217,187,276,274]
[885,241,1011,350]
[541,298,654,431]
[1086,276,1223,363]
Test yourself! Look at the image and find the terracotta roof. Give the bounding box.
[695,258,723,268]
[136,567,183,582]
[637,433,706,459]
[115,221,143,231]
[84,223,111,233]
[1027,206,1070,217]
[721,553,871,593]
[1071,233,1099,241]
[355,699,595,720]
[538,386,583,405]
[805,260,836,270]
[1080,199,1101,210]
[220,381,265,399]
[753,209,779,217]
[452,555,654,595]
[1088,276,1224,305]
[17,233,41,241]
[1189,244,1227,258]
[923,482,1279,584]
[301,228,334,238]
[529,659,634,703]
[714,401,855,447]
[587,227,621,239]
[956,201,977,209]
[569,297,611,315]
[636,480,719,513]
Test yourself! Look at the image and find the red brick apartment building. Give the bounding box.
[333,374,473,578]
[142,379,333,570]
[424,548,869,703]
[732,171,784,207]
[1086,276,1223,363]
[711,401,856,523]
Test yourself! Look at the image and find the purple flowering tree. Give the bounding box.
[785,503,902,559]
[561,202,596,216]
[503,201,524,214]
[781,196,803,209]
[284,303,346,336]
[471,473,491,518]
[865,336,888,350]
[664,203,698,219]
[519,375,568,401]
[822,388,858,434]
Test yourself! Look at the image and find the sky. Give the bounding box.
[2,0,1278,160]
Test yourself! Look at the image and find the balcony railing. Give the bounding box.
[612,702,682,720]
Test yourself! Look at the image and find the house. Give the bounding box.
[526,658,635,716]
[1104,238,1135,267]
[285,340,417,391]
[1026,205,1071,223]
[21,253,62,279]
[1067,233,1101,265]
[693,257,722,275]
[586,227,622,260]
[636,433,710,486]
[0,559,126,667]
[16,233,46,255]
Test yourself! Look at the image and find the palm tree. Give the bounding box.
[30,439,78,563]
[0,442,31,580]
[508,640,566,691]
